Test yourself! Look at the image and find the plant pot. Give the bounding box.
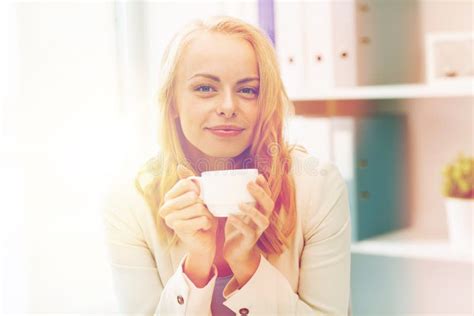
[444,197,473,253]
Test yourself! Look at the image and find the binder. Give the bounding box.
[304,0,357,91]
[355,0,419,84]
[304,0,335,91]
[285,115,332,162]
[332,115,409,241]
[274,0,306,98]
[331,0,357,87]
[286,114,408,241]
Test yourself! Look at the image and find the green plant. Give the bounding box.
[442,152,474,199]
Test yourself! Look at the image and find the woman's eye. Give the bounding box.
[240,87,259,95]
[195,85,216,93]
[194,85,258,96]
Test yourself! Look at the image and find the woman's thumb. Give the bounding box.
[177,164,195,179]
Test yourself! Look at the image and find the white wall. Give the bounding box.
[1,1,260,313]
[2,2,127,313]
[408,0,473,234]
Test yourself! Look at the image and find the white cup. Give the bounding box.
[189,168,258,217]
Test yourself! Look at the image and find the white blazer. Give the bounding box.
[102,148,352,315]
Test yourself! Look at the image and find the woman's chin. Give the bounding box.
[202,147,249,160]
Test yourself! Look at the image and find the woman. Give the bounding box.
[103,16,351,315]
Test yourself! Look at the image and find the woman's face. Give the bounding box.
[173,31,260,159]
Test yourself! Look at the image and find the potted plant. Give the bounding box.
[442,152,474,252]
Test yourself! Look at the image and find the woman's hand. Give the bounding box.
[159,165,218,258]
[223,174,274,265]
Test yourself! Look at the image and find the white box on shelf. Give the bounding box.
[425,32,474,84]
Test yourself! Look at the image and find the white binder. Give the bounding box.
[304,0,357,90]
[285,115,355,180]
[304,0,335,92]
[330,117,355,181]
[331,0,357,87]
[285,115,332,163]
[274,0,306,99]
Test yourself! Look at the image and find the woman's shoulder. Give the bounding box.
[288,145,349,229]
[289,145,344,186]
[101,155,159,226]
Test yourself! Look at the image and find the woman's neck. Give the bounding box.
[182,141,251,174]
[188,148,250,174]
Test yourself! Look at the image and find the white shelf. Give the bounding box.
[291,80,474,101]
[351,227,473,264]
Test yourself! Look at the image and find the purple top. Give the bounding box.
[211,274,234,315]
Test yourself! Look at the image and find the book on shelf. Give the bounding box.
[286,114,409,241]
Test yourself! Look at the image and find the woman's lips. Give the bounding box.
[206,128,244,137]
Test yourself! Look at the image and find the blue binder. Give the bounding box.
[332,115,409,241]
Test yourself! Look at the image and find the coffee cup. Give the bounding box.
[188,168,258,217]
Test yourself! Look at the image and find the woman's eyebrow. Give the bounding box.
[188,73,259,84]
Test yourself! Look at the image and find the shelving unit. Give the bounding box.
[291,81,473,266]
[290,78,473,264]
[351,227,473,264]
[290,80,474,101]
[290,78,473,314]
[274,1,474,314]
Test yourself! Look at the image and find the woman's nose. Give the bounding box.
[216,90,237,118]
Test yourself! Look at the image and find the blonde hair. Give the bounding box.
[135,15,298,255]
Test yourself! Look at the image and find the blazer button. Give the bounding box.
[177,295,184,305]
[239,307,249,315]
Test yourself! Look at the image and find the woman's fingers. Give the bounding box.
[173,215,211,233]
[164,178,200,202]
[163,203,210,229]
[256,174,272,197]
[159,190,199,218]
[228,214,257,241]
[238,203,270,233]
[247,181,274,217]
